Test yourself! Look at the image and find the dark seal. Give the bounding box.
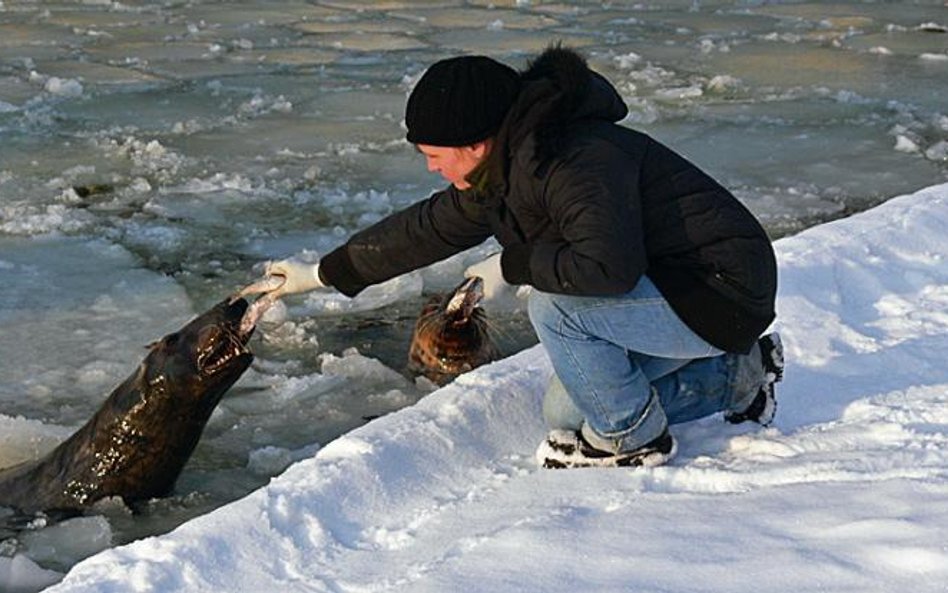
[0,298,255,515]
[408,276,500,385]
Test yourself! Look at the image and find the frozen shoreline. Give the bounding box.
[16,181,945,593]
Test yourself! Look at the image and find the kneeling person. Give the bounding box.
[252,46,783,469]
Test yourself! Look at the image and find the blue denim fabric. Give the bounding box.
[529,276,764,452]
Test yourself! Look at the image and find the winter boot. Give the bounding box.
[725,332,784,426]
[536,426,677,469]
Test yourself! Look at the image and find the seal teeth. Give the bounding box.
[198,328,250,376]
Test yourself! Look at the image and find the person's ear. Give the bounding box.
[471,138,493,160]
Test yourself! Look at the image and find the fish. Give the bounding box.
[407,276,501,386]
[0,298,257,515]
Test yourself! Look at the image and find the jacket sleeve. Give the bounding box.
[501,142,647,296]
[319,186,493,297]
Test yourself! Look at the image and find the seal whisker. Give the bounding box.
[479,316,511,343]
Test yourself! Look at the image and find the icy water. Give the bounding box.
[0,0,946,585]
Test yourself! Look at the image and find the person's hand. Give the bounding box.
[464,252,510,301]
[263,259,326,298]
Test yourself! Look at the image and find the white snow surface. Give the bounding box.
[44,183,948,592]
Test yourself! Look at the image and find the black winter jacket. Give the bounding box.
[320,48,777,353]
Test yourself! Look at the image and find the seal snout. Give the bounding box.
[195,310,252,377]
[442,276,485,325]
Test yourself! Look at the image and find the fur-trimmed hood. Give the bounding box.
[515,45,628,161]
[475,46,628,199]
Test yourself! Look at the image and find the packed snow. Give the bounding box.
[3,182,941,592]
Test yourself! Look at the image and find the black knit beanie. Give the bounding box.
[405,56,520,146]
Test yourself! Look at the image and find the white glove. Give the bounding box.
[264,258,326,298]
[464,252,511,301]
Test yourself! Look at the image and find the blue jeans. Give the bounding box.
[528,276,764,452]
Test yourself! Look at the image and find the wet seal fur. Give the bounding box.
[0,298,254,515]
[408,276,500,385]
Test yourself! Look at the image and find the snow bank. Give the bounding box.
[43,183,948,592]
